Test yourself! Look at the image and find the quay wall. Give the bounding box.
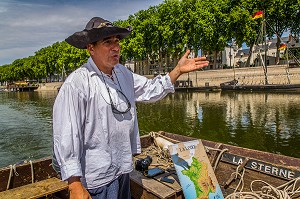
[37,82,63,91]
[176,66,300,87]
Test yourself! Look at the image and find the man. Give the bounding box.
[53,17,209,199]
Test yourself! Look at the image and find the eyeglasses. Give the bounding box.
[107,88,131,114]
[100,71,131,114]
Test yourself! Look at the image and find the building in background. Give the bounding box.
[125,35,299,75]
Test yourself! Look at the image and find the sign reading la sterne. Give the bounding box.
[222,153,299,180]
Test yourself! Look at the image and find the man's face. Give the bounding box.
[88,36,120,72]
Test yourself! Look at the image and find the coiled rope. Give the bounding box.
[140,144,173,168]
[148,132,300,198]
[225,170,300,199]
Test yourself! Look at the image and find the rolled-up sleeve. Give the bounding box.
[53,83,86,181]
[133,73,175,102]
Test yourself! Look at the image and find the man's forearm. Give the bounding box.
[169,66,182,84]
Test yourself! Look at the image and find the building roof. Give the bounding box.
[236,49,250,57]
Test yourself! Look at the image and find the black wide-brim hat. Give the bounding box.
[65,17,132,49]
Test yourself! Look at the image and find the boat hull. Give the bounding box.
[132,131,300,198]
[0,131,299,198]
[220,83,300,92]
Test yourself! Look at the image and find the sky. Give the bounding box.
[0,0,163,66]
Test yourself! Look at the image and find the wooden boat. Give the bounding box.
[221,83,300,92]
[220,79,300,92]
[0,131,299,198]
[175,80,221,92]
[5,85,39,92]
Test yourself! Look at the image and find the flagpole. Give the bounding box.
[263,10,269,85]
[285,44,291,84]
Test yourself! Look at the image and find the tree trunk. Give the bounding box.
[159,50,163,73]
[213,51,218,69]
[246,44,254,67]
[134,59,137,73]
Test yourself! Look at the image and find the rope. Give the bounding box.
[233,166,246,193]
[6,165,13,190]
[29,160,34,183]
[149,132,300,198]
[148,132,176,168]
[225,171,300,199]
[12,164,19,176]
[6,160,36,190]
[140,144,173,168]
[251,178,300,199]
[212,148,228,171]
[6,164,20,190]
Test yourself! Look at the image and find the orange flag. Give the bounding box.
[278,43,287,50]
[252,10,263,19]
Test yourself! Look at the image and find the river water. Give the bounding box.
[0,90,299,168]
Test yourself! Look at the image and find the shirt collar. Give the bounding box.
[87,57,121,77]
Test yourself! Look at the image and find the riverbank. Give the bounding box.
[36,66,300,91]
[178,65,300,87]
[36,82,63,91]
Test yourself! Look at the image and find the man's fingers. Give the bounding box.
[194,56,207,61]
[183,50,191,58]
[195,64,208,70]
[196,61,209,65]
[195,61,209,69]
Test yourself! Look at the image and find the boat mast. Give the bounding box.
[285,44,291,84]
[263,10,269,85]
[265,21,297,85]
[255,10,269,85]
[230,39,236,80]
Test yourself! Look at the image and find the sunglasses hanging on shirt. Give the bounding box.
[100,70,131,114]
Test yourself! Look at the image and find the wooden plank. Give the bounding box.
[130,168,176,199]
[153,172,182,193]
[0,177,68,199]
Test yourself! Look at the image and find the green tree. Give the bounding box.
[195,0,232,69]
[265,0,300,63]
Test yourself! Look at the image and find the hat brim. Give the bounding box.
[65,26,131,49]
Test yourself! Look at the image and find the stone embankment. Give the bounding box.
[37,82,63,91]
[36,65,300,91]
[177,65,300,87]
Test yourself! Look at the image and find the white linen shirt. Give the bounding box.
[53,57,174,189]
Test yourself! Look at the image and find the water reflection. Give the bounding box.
[137,91,300,158]
[0,91,299,168]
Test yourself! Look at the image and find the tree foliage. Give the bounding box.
[0,0,299,83]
